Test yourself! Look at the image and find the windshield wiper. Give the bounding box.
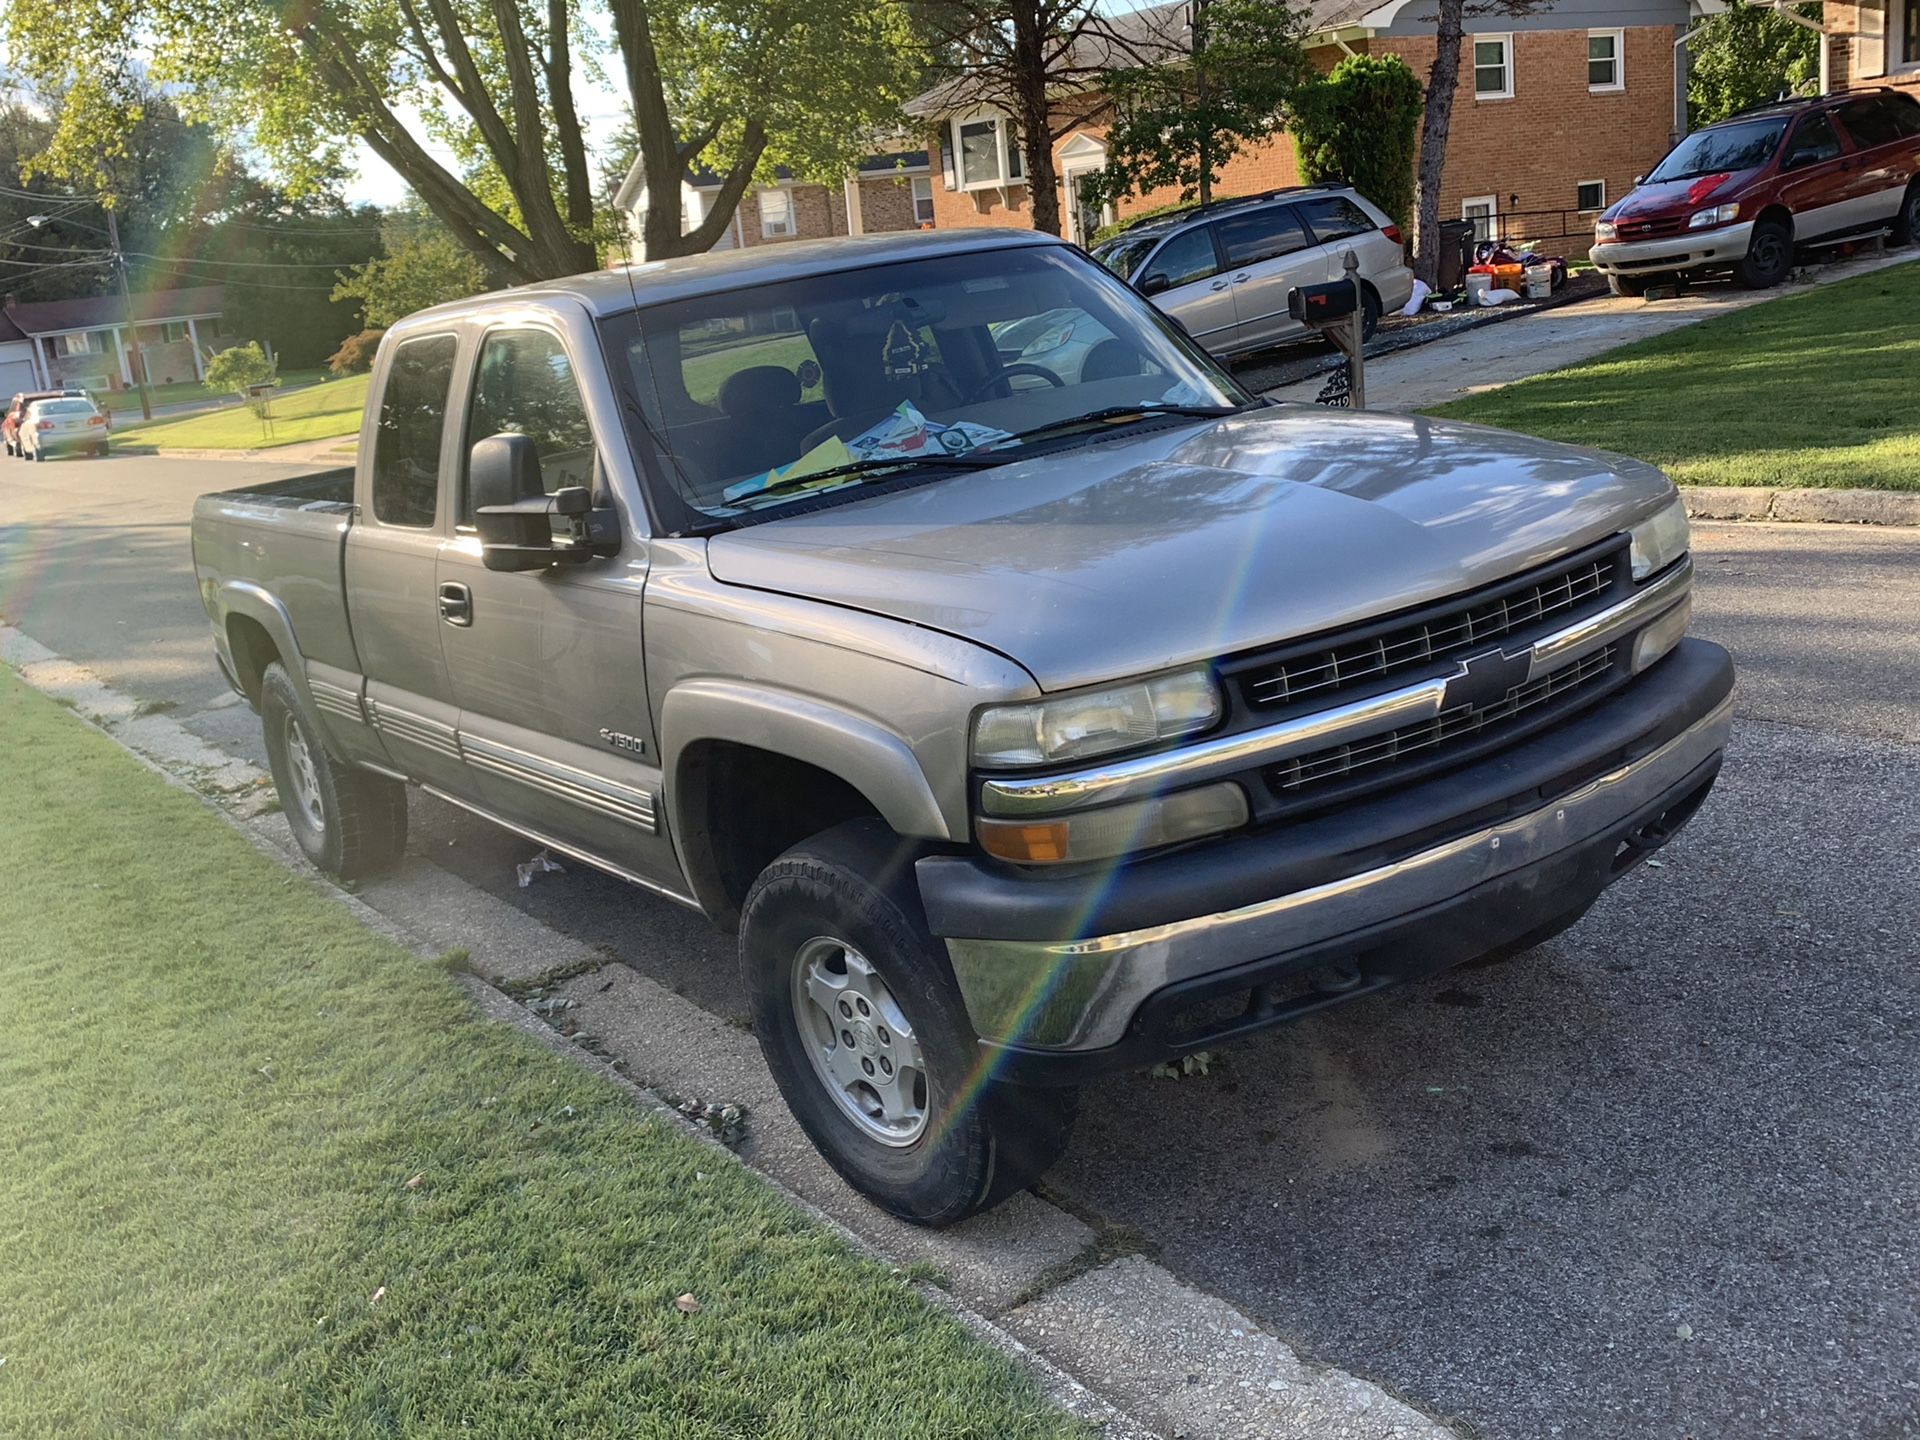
[1004,402,1246,447]
[739,451,1007,503]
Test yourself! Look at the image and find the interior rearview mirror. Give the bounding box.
[1138,272,1172,297]
[470,433,619,572]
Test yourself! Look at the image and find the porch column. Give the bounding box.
[187,318,205,380]
[843,176,865,236]
[111,326,132,386]
[33,335,51,387]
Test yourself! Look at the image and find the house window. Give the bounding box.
[1588,29,1623,90]
[1462,196,1499,243]
[1576,179,1607,212]
[911,175,935,225]
[57,331,100,356]
[758,188,795,239]
[1474,34,1513,98]
[161,321,190,344]
[949,113,1025,190]
[1905,0,1920,65]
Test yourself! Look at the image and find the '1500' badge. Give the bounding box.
[599,729,648,757]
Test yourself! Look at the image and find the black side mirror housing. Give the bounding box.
[471,433,619,572]
[1138,272,1172,297]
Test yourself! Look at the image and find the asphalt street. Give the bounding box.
[4,452,1917,1439]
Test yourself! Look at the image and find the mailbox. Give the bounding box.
[1287,282,1359,324]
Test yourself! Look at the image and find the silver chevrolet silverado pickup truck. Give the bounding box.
[190,229,1732,1226]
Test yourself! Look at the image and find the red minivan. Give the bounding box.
[1592,89,1920,296]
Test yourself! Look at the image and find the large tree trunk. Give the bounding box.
[1011,3,1062,235]
[1412,0,1465,288]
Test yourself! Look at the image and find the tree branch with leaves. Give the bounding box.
[14,0,925,281]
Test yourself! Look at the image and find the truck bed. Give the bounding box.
[191,466,361,694]
[205,466,355,511]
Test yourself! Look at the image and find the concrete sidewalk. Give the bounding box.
[1262,245,1920,413]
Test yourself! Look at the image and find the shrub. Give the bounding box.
[203,342,277,400]
[328,329,387,376]
[1292,54,1425,227]
[1089,199,1203,249]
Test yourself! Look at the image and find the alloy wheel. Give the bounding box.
[790,936,930,1146]
[282,712,326,834]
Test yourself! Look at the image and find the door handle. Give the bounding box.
[1210,279,1230,290]
[438,582,473,627]
[1233,271,1252,283]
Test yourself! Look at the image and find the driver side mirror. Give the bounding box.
[1783,148,1830,171]
[1138,272,1172,297]
[471,433,618,572]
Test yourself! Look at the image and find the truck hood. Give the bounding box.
[705,407,1677,692]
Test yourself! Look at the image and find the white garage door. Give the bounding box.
[0,354,38,395]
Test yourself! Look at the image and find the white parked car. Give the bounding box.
[20,395,110,460]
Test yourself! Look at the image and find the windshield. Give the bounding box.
[1647,118,1788,181]
[605,243,1247,529]
[35,399,95,416]
[1090,233,1163,281]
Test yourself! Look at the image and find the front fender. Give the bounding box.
[659,679,953,846]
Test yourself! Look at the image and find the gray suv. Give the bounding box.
[1093,185,1416,357]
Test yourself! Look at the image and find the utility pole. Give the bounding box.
[104,208,153,422]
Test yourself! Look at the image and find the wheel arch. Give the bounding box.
[661,680,952,928]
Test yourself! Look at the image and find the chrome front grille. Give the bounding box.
[1242,549,1619,710]
[1269,646,1619,795]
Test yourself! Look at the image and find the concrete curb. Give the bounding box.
[1,623,1462,1440]
[1680,486,1920,528]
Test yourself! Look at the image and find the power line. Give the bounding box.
[0,182,109,203]
[134,259,344,293]
[215,215,387,236]
[127,250,360,272]
[2,239,112,257]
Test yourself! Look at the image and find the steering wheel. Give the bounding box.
[964,363,1066,404]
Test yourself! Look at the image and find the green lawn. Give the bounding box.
[683,333,824,408]
[0,668,1086,1440]
[99,368,334,421]
[1428,261,1920,490]
[112,372,370,451]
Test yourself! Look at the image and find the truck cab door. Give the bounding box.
[435,321,681,893]
[342,331,479,801]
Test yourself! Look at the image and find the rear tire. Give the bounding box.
[1735,219,1792,289]
[259,661,408,880]
[740,819,1076,1227]
[1893,182,1920,247]
[1606,272,1650,298]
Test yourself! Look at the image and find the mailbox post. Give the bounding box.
[1287,248,1368,410]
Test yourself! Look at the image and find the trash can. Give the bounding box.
[1438,219,1476,294]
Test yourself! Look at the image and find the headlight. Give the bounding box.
[1021,322,1075,356]
[977,782,1249,864]
[972,667,1221,768]
[1687,203,1740,230]
[1628,497,1690,580]
[1594,220,1618,241]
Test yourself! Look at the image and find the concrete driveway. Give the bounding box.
[5,453,1918,1439]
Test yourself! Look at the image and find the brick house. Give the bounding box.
[1824,0,1920,98]
[614,150,935,259]
[907,0,1717,257]
[0,285,228,392]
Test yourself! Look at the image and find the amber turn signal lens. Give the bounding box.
[978,820,1072,863]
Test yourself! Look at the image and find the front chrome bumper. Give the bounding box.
[944,688,1733,1055]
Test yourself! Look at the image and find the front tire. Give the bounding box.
[1736,219,1792,289]
[1606,272,1650,298]
[741,820,1076,1227]
[259,661,408,880]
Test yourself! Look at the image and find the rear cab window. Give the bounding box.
[1216,206,1315,266]
[369,334,458,528]
[461,329,599,522]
